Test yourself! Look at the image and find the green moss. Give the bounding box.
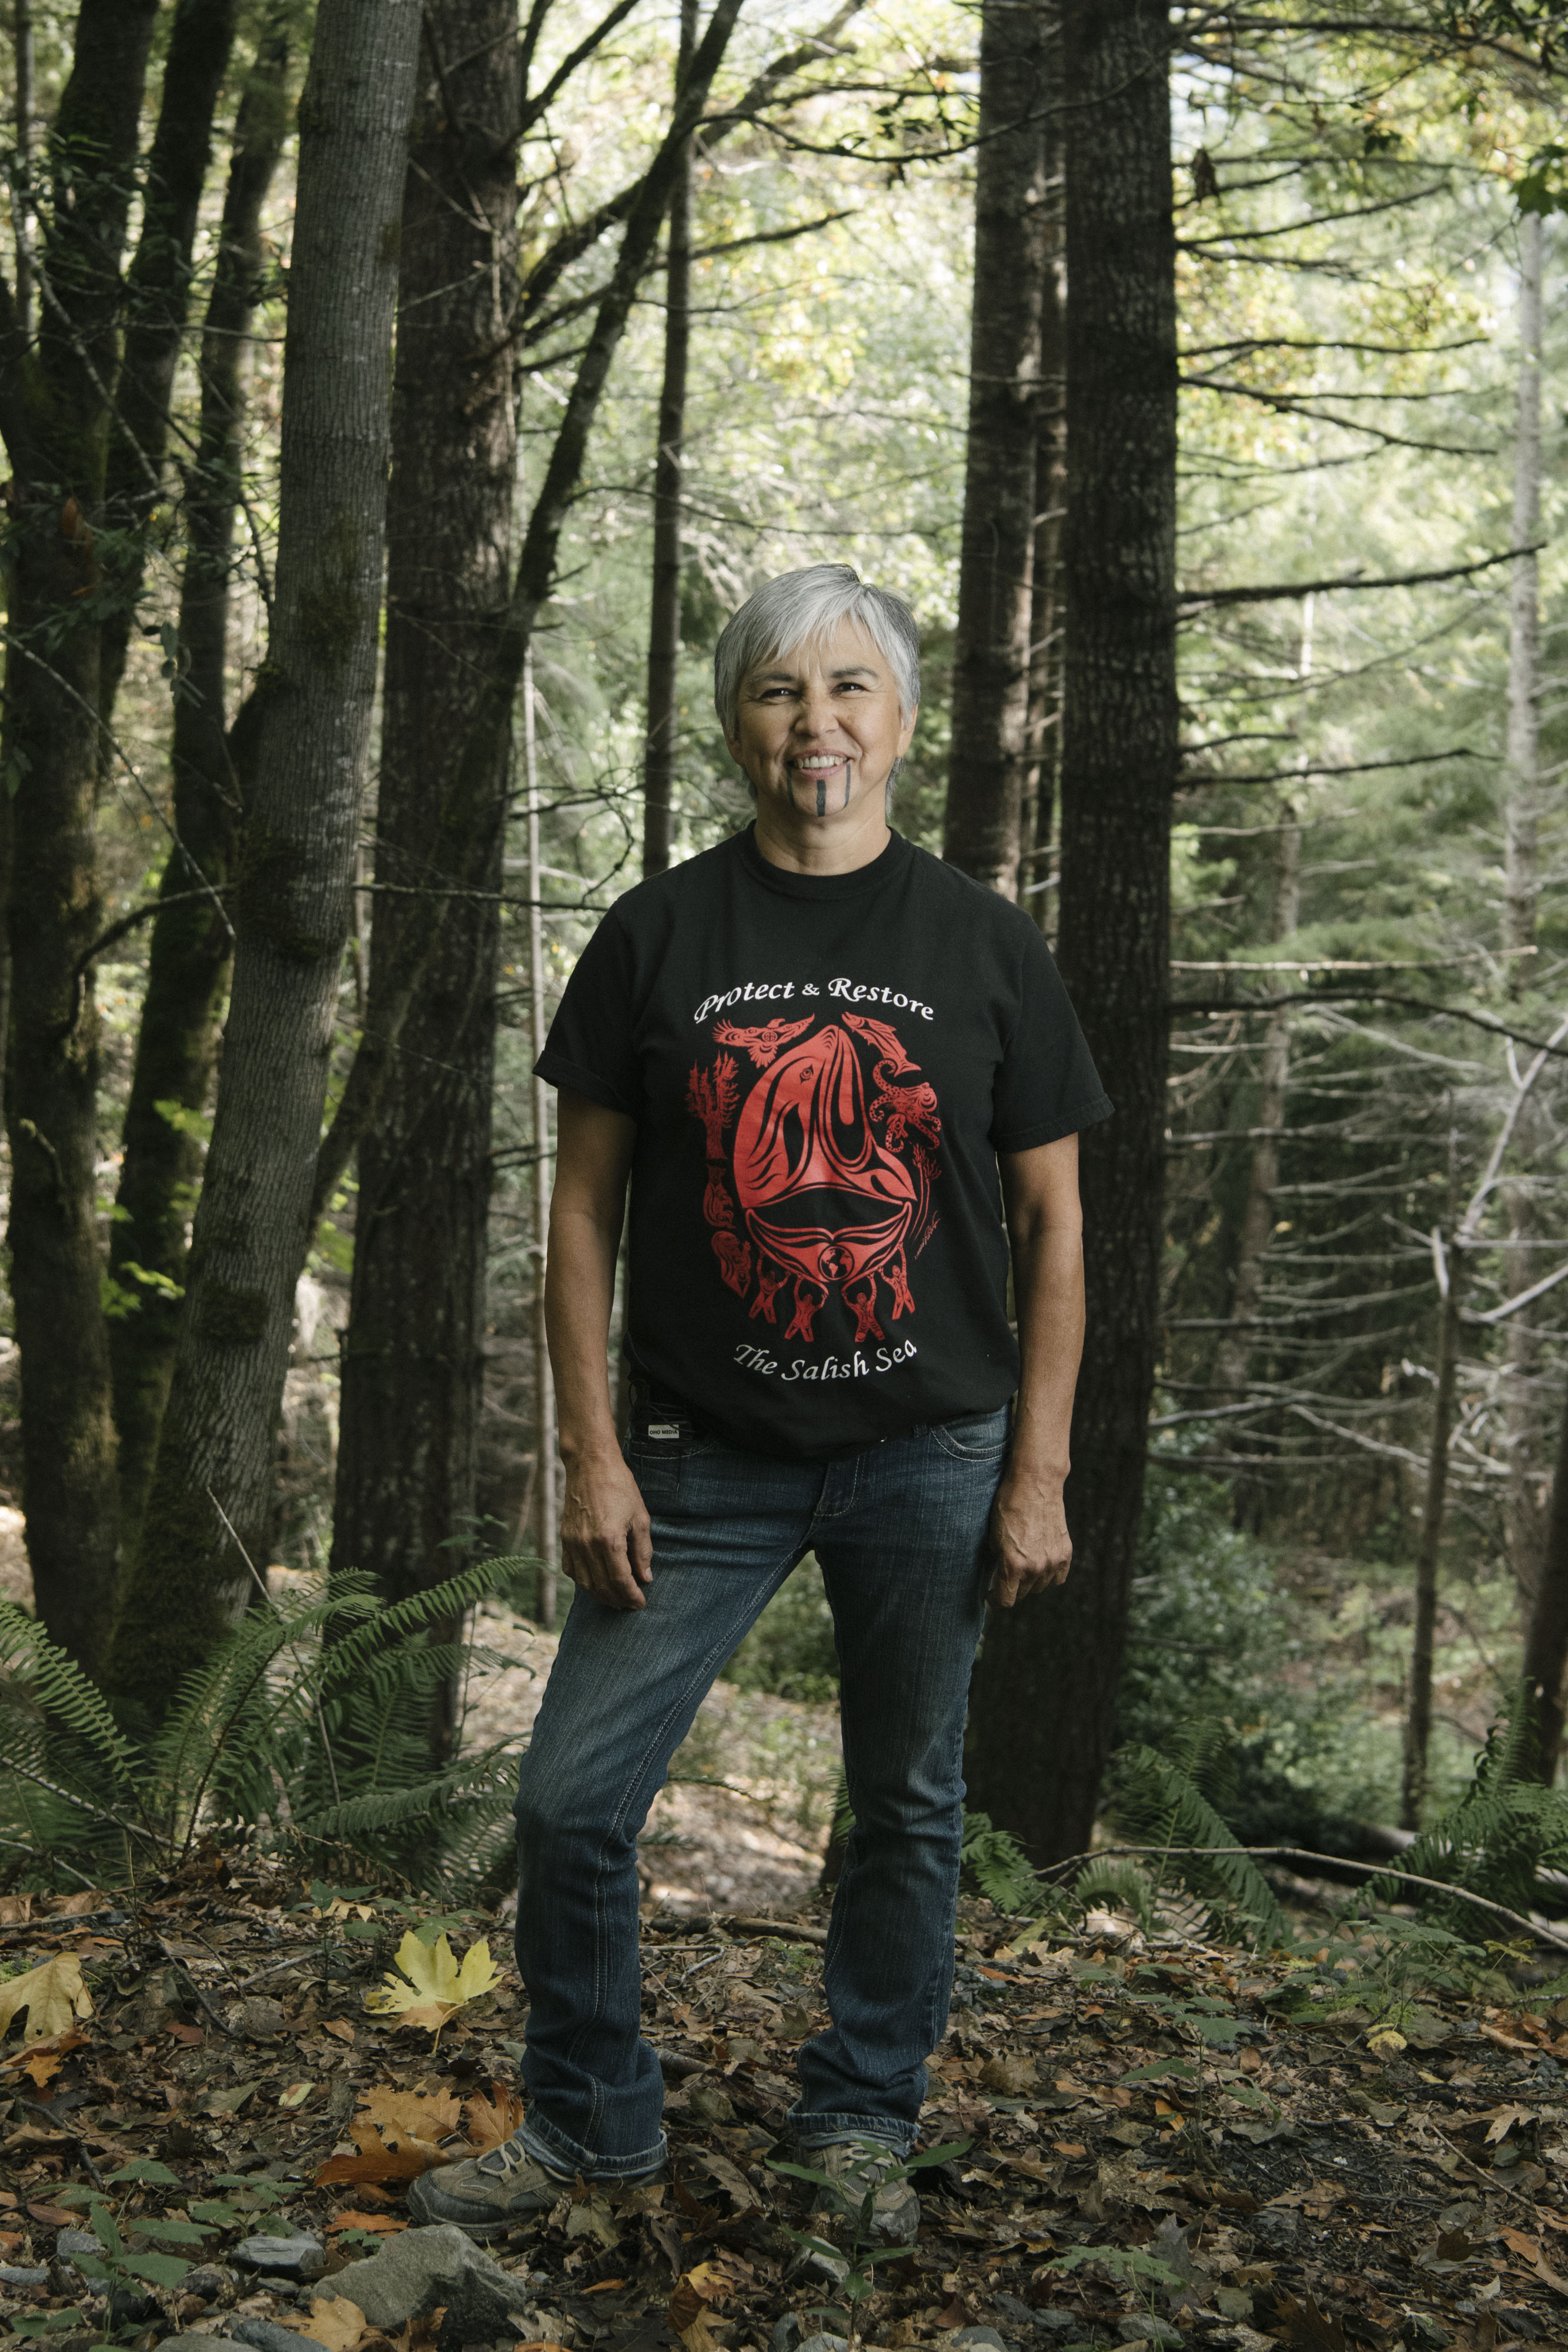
[194,1281,269,1345]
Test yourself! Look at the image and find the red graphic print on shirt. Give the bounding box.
[686,1013,941,1344]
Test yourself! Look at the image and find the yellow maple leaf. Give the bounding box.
[0,1955,93,2046]
[278,2296,367,2352]
[363,1932,499,2044]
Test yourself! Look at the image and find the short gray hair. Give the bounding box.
[713,563,921,737]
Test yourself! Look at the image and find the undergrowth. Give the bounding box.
[0,1561,535,1897]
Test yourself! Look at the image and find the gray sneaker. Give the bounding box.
[811,2140,920,2246]
[407,2132,572,2240]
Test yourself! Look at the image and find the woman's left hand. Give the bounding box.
[987,1470,1072,1606]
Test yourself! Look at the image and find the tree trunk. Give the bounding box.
[1503,208,1542,981]
[1403,1244,1462,1828]
[13,0,33,339]
[641,0,697,879]
[2,0,163,1673]
[328,0,519,1745]
[941,0,1049,896]
[524,644,559,1628]
[965,0,1176,1867]
[106,20,292,1553]
[96,0,243,738]
[1022,13,1065,929]
[109,0,424,1703]
[1502,213,1547,1606]
[1524,1377,1568,1783]
[1210,808,1301,1406]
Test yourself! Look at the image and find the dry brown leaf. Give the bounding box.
[0,1896,32,1924]
[0,1955,93,2045]
[315,2132,432,2187]
[667,2262,728,2333]
[979,2053,1037,2095]
[357,2087,462,2147]
[463,2082,527,2152]
[322,2020,356,2046]
[326,2212,407,2235]
[690,2149,758,2213]
[278,2299,368,2352]
[675,2318,724,2352]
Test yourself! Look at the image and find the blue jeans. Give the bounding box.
[510,1405,1010,2179]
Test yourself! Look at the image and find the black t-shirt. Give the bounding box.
[536,826,1112,1458]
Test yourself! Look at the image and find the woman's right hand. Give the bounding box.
[559,1446,653,1610]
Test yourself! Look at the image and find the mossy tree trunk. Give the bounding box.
[941,0,1049,897]
[96,0,245,737]
[965,0,1177,1866]
[1,0,163,1674]
[108,0,425,1703]
[107,18,293,1555]
[327,0,520,1751]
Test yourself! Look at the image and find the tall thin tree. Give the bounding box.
[942,0,1049,896]
[107,18,292,1555]
[967,0,1178,1864]
[328,0,520,1748]
[111,0,426,1699]
[642,0,698,877]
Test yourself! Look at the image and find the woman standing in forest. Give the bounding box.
[411,565,1111,2240]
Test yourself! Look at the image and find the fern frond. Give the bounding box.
[1074,1857,1158,1935]
[1107,1741,1285,1942]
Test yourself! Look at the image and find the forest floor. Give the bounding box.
[3,1857,1567,2352]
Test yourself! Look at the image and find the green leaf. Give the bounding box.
[118,2251,194,2287]
[1120,2058,1199,2085]
[9,2312,86,2337]
[89,2206,123,2256]
[131,2217,212,2244]
[768,2157,836,2189]
[189,2200,245,2225]
[905,2138,971,2169]
[108,2158,182,2186]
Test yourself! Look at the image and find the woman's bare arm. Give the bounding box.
[989,1132,1086,1607]
[546,1090,651,1609]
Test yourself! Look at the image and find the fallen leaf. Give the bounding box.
[363,1932,500,2044]
[316,2133,433,2188]
[1366,2028,1406,2057]
[166,2022,204,2047]
[279,2296,369,2352]
[26,2201,80,2227]
[580,2278,626,2295]
[279,2080,316,2109]
[979,2054,1037,2095]
[463,2082,527,2152]
[675,2318,724,2352]
[359,2087,463,2146]
[0,1896,32,1924]
[322,2021,356,2046]
[1486,2105,1531,2146]
[0,1955,93,2045]
[326,2213,407,2236]
[1051,2140,1086,2157]
[667,2262,730,2333]
[1275,2293,1348,2351]
[690,2149,759,2213]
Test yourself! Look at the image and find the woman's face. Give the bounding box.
[726,618,917,828]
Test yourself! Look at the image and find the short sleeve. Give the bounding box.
[534,910,641,1117]
[989,925,1114,1152]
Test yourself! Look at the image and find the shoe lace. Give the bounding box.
[476,2130,531,2179]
